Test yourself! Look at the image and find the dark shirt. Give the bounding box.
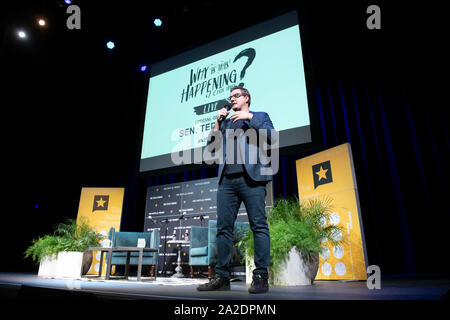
[223,119,247,176]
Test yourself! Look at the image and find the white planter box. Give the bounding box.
[38,254,58,278]
[272,247,318,286]
[245,257,255,284]
[54,251,84,279]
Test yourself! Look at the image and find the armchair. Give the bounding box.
[189,220,248,279]
[106,227,160,277]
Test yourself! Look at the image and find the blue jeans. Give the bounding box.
[215,173,270,280]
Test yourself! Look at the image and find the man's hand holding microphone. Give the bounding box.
[213,105,231,131]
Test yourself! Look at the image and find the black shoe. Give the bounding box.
[197,277,230,291]
[248,274,269,294]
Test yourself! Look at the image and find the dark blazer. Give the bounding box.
[206,111,278,184]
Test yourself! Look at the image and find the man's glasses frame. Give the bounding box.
[226,93,246,103]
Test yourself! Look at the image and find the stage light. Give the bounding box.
[140,65,147,72]
[106,41,115,49]
[64,0,72,4]
[154,18,162,27]
[38,19,46,26]
[17,30,26,39]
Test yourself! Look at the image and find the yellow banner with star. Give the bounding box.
[76,187,124,275]
[295,143,368,280]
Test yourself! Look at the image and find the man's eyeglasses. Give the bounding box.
[226,93,245,103]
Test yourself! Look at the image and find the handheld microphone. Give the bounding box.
[218,104,232,122]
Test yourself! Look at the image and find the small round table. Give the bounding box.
[167,239,190,278]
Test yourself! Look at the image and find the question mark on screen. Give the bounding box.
[233,48,256,87]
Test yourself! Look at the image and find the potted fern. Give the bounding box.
[25,218,104,278]
[24,234,60,278]
[239,197,343,286]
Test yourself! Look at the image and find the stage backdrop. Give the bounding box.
[76,187,124,275]
[144,177,273,276]
[296,143,368,280]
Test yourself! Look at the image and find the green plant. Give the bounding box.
[24,234,61,264]
[239,196,343,280]
[24,218,104,264]
[53,218,104,252]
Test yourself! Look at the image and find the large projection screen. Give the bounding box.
[140,11,312,173]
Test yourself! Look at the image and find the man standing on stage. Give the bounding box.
[197,86,277,294]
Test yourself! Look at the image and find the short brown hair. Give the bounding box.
[230,86,251,106]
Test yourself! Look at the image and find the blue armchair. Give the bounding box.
[189,220,248,279]
[107,227,160,277]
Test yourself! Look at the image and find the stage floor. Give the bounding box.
[0,272,448,301]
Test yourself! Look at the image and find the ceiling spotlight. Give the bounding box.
[64,0,72,4]
[106,41,115,49]
[140,65,148,72]
[17,31,27,39]
[153,18,162,27]
[38,19,46,26]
